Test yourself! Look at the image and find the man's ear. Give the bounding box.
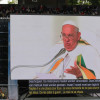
[78,32,81,40]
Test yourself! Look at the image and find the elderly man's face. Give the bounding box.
[61,24,81,51]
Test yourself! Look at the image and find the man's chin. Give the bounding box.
[65,46,73,52]
[66,49,72,52]
[65,46,77,52]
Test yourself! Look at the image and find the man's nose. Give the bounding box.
[65,37,70,41]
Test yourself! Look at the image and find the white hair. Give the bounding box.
[62,20,79,27]
[62,20,79,32]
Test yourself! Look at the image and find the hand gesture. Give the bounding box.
[64,61,82,78]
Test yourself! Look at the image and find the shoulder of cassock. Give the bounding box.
[42,42,100,79]
[76,44,100,79]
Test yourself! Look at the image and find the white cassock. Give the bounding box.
[34,42,100,79]
[11,40,100,79]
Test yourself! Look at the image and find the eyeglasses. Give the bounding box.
[61,33,74,39]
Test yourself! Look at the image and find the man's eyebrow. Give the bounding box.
[62,33,73,35]
[61,33,66,35]
[61,33,65,34]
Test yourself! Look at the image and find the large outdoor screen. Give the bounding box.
[0,0,18,4]
[10,15,100,96]
[10,15,100,80]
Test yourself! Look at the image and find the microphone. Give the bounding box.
[11,48,66,72]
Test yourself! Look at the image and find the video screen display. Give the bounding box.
[10,15,100,80]
[10,15,100,97]
[0,0,18,4]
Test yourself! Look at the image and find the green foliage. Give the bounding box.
[77,0,92,5]
[89,0,100,5]
[8,0,15,4]
[67,0,100,5]
[67,0,73,5]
